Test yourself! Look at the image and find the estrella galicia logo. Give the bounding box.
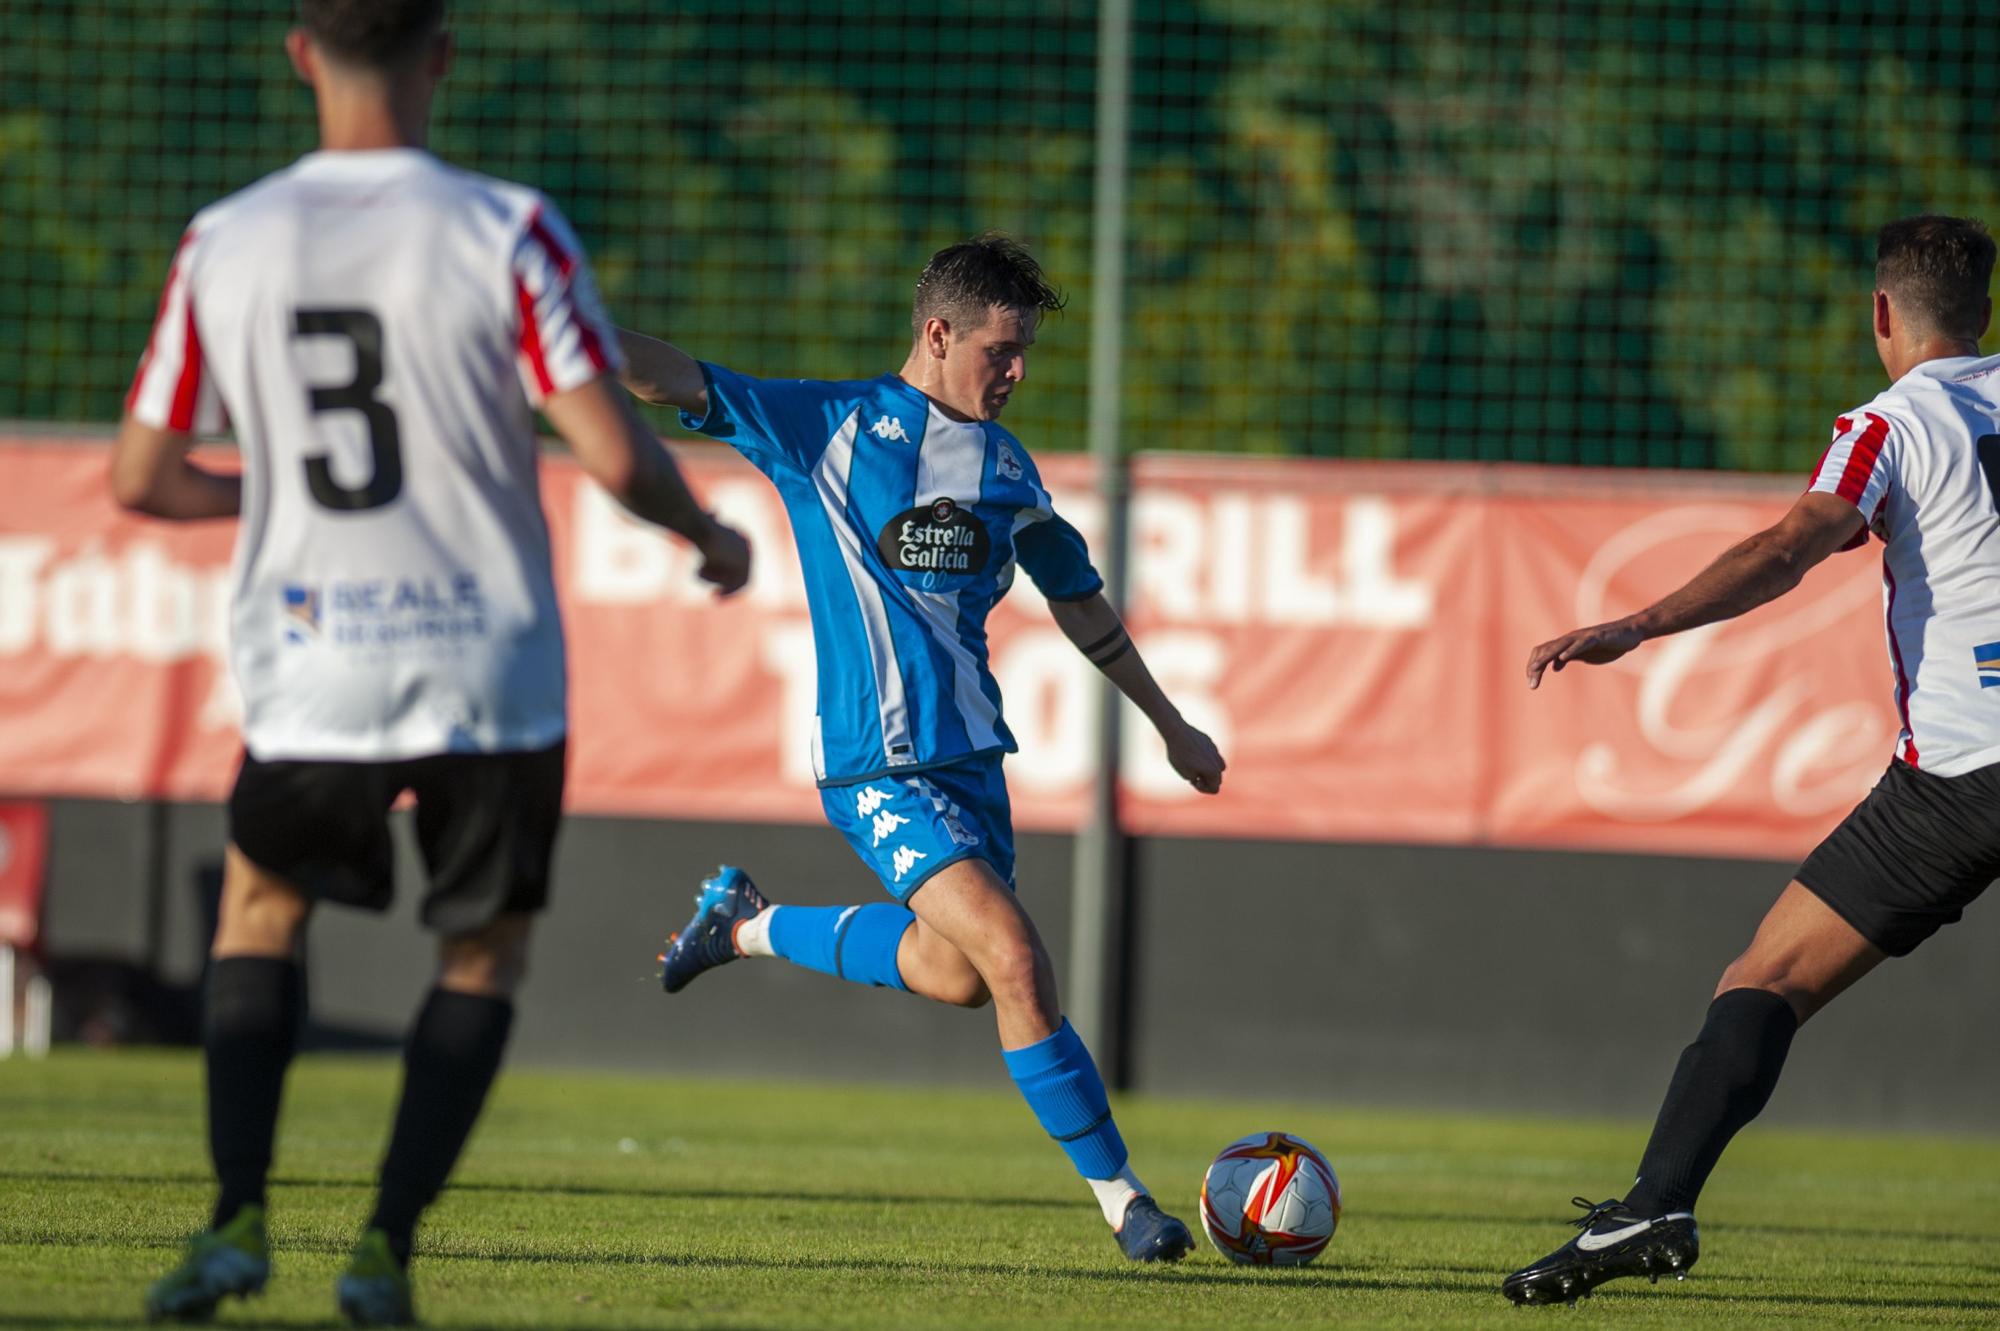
[282,584,321,644]
[1975,641,2000,689]
[878,497,990,576]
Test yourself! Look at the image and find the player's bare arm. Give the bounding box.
[109,417,241,519]
[1047,592,1226,794]
[614,326,708,416]
[541,375,750,595]
[1525,491,1865,690]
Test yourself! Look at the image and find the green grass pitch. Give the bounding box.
[4,1051,1997,1329]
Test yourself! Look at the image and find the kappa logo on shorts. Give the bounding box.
[870,809,910,847]
[891,845,928,881]
[854,786,895,817]
[1975,641,2000,689]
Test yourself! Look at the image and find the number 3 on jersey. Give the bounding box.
[293,307,402,511]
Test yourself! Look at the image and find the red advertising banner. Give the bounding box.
[0,437,1896,860]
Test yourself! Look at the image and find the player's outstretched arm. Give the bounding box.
[1048,592,1226,795]
[1526,491,1865,690]
[542,376,751,595]
[109,417,241,520]
[614,327,709,416]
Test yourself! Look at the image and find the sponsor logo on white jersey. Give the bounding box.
[890,845,928,881]
[870,809,910,846]
[869,415,910,443]
[854,786,894,817]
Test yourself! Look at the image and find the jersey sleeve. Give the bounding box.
[512,202,624,406]
[125,227,226,434]
[1013,505,1104,602]
[1807,410,1896,550]
[678,362,854,471]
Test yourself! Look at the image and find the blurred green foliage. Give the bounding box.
[4,1,1997,470]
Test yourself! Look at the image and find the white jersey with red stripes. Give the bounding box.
[127,147,620,761]
[1808,354,2000,776]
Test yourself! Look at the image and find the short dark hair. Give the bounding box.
[1876,215,1996,341]
[911,233,1066,338]
[297,0,445,68]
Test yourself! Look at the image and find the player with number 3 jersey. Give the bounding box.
[117,3,749,1325]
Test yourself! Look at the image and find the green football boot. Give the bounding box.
[336,1228,416,1327]
[144,1204,270,1322]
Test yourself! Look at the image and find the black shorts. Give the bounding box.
[1795,758,1997,957]
[227,741,566,935]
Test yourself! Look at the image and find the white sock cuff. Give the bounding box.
[1087,1164,1146,1230]
[734,905,778,958]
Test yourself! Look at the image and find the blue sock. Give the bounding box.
[1002,1018,1129,1179]
[767,903,912,991]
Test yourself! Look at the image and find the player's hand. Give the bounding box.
[1163,719,1226,795]
[1526,619,1644,689]
[694,520,752,597]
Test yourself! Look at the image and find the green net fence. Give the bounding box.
[5,1,1998,469]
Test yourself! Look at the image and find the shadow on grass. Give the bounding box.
[17,1231,2000,1319]
[17,1172,2000,1250]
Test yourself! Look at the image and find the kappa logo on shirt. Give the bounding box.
[891,845,928,881]
[869,415,910,442]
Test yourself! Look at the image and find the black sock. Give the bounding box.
[1623,988,1798,1217]
[204,957,303,1229]
[368,989,514,1265]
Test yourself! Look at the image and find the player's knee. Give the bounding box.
[978,937,1046,1009]
[439,917,533,997]
[1713,956,1815,1023]
[936,970,992,1009]
[214,858,311,957]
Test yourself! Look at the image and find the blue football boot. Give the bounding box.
[657,866,769,994]
[1115,1196,1195,1263]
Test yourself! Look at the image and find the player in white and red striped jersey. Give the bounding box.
[118,3,750,1325]
[1505,216,1997,1306]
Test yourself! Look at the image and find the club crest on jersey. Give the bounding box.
[282,584,321,644]
[878,497,990,577]
[996,443,1024,481]
[869,415,910,443]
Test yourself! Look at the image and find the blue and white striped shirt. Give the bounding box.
[683,364,1102,784]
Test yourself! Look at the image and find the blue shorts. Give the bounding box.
[820,755,1016,902]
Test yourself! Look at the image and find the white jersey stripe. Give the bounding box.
[813,409,913,774]
[907,588,1003,751]
[126,231,223,435]
[511,206,620,405]
[908,407,1002,750]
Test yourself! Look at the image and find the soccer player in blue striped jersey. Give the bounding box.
[620,235,1226,1261]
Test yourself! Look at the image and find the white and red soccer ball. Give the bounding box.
[1199,1131,1341,1265]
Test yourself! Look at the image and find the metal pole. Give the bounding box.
[1068,0,1133,1079]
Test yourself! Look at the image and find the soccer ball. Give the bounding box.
[1199,1131,1341,1265]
